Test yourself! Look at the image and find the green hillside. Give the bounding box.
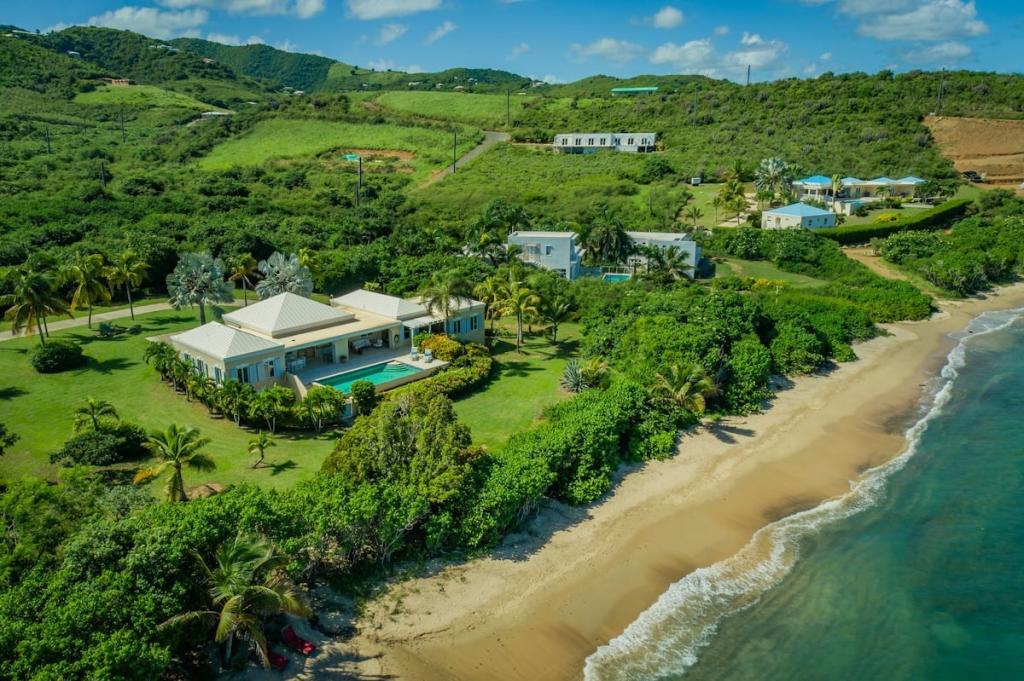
[74,84,222,110]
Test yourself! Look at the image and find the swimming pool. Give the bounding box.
[318,361,423,394]
[602,272,632,282]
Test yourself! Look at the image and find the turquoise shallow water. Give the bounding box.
[318,361,422,394]
[585,308,1024,681]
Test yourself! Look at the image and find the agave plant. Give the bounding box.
[561,359,586,393]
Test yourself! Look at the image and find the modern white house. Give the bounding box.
[507,230,700,279]
[626,231,701,277]
[553,133,657,153]
[793,175,927,202]
[167,291,485,391]
[507,230,585,280]
[762,203,837,230]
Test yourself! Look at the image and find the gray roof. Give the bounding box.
[170,322,282,360]
[222,292,354,338]
[332,289,426,321]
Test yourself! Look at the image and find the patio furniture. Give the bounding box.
[282,625,316,656]
[410,346,419,360]
[372,338,384,348]
[424,348,433,363]
[351,338,371,354]
[268,650,288,670]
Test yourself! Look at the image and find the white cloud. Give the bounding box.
[346,0,440,20]
[714,25,729,36]
[820,51,832,61]
[375,23,407,45]
[650,32,788,79]
[858,0,987,41]
[804,63,818,74]
[157,0,325,18]
[82,6,208,39]
[542,74,561,84]
[274,39,299,51]
[425,20,457,44]
[507,41,529,59]
[904,40,971,64]
[652,6,684,29]
[570,37,645,64]
[366,58,423,73]
[206,32,265,45]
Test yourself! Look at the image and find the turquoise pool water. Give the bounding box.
[603,273,631,282]
[318,361,423,394]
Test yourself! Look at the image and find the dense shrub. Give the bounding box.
[874,230,945,264]
[415,333,465,361]
[349,380,378,416]
[30,339,85,373]
[769,322,826,374]
[816,197,972,244]
[50,423,148,467]
[722,337,774,413]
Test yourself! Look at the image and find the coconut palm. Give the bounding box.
[61,252,110,329]
[104,249,149,320]
[228,254,258,307]
[134,424,215,503]
[580,209,633,266]
[683,205,703,228]
[501,283,540,353]
[419,271,471,333]
[218,380,254,426]
[255,252,313,299]
[650,363,718,417]
[473,276,504,335]
[247,386,295,434]
[159,533,311,668]
[541,295,574,344]
[143,341,179,380]
[73,397,119,433]
[830,174,843,213]
[297,247,322,288]
[167,252,235,326]
[0,267,69,345]
[247,431,275,469]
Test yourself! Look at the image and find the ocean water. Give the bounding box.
[584,307,1024,681]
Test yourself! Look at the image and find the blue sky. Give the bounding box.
[8,1,1021,83]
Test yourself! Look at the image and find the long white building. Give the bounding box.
[553,132,657,153]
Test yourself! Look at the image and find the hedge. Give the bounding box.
[817,198,972,245]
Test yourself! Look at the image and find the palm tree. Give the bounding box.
[541,295,574,344]
[473,276,504,336]
[650,363,718,417]
[297,247,322,288]
[247,431,275,469]
[830,174,843,213]
[247,386,294,434]
[683,205,703,228]
[167,252,235,326]
[255,252,313,299]
[73,397,118,433]
[159,533,311,668]
[134,424,215,502]
[218,380,254,426]
[419,271,471,333]
[646,246,693,282]
[104,249,149,320]
[501,284,540,353]
[228,254,258,307]
[754,157,793,205]
[144,341,179,381]
[580,209,633,266]
[0,267,69,344]
[61,252,110,329]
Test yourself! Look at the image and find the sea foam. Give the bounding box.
[582,307,1024,681]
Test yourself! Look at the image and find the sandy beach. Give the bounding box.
[308,283,1024,681]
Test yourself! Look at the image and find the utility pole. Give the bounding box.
[746,65,751,86]
[452,130,457,174]
[120,107,126,143]
[98,162,106,188]
[356,155,362,207]
[936,68,946,115]
[648,187,653,216]
[44,125,51,155]
[506,89,511,129]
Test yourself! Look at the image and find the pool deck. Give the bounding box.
[294,347,448,386]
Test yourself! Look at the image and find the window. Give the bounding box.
[588,138,594,145]
[575,137,581,145]
[470,314,479,331]
[545,245,553,255]
[236,366,250,384]
[452,319,462,335]
[214,367,223,383]
[600,138,606,145]
[628,137,634,145]
[265,359,277,378]
[404,326,411,340]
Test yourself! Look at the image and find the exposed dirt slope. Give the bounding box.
[924,115,1024,186]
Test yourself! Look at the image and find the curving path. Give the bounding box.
[0,302,175,343]
[419,131,510,188]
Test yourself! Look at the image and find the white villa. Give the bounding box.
[762,203,837,230]
[553,132,657,154]
[507,230,585,280]
[793,175,927,204]
[167,291,485,391]
[507,230,700,280]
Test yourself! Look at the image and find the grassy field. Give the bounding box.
[631,181,743,228]
[199,118,481,180]
[454,321,577,451]
[0,307,335,491]
[375,91,536,129]
[74,84,219,110]
[715,257,828,287]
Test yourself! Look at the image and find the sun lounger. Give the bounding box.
[282,625,316,656]
[268,650,288,670]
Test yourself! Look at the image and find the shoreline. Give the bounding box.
[316,284,1024,681]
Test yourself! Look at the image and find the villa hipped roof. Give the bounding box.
[803,176,927,187]
[170,322,281,360]
[767,202,834,217]
[223,292,354,338]
[794,175,834,186]
[332,289,426,321]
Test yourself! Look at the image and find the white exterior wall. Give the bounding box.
[508,232,582,280]
[761,212,836,229]
[553,132,656,153]
[173,344,285,389]
[626,232,701,277]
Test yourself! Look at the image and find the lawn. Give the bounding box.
[74,84,219,110]
[0,294,170,333]
[198,118,481,180]
[0,307,335,492]
[453,321,578,451]
[715,257,827,287]
[631,181,744,229]
[842,204,931,225]
[374,91,536,129]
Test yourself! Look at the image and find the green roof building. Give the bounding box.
[611,86,659,96]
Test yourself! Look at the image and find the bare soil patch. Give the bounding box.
[925,115,1024,186]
